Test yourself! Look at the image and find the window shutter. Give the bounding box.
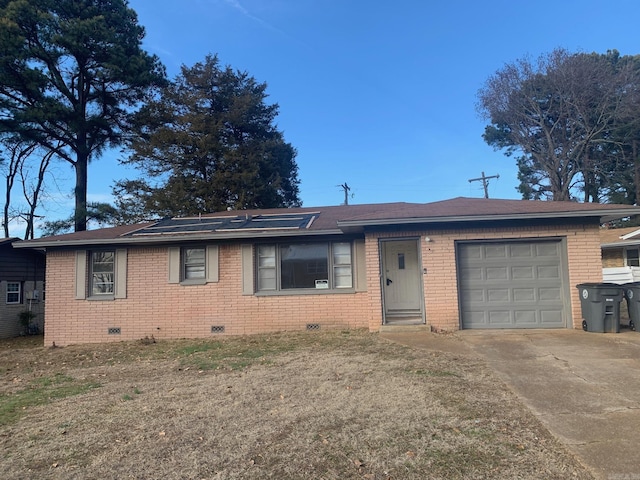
[354,239,367,292]
[241,244,254,295]
[168,247,180,284]
[75,250,87,299]
[206,245,219,283]
[114,249,127,299]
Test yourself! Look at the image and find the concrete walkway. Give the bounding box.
[381,328,640,480]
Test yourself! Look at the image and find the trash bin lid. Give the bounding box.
[577,283,623,301]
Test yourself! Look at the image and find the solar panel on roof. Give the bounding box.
[125,213,318,236]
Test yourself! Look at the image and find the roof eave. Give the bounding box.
[601,240,640,249]
[12,228,345,249]
[600,212,639,223]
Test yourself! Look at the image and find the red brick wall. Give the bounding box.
[44,245,369,346]
[602,248,624,268]
[364,223,602,332]
[44,222,602,345]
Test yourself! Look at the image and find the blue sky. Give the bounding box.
[5,0,640,235]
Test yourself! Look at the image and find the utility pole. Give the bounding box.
[468,171,500,199]
[338,182,351,205]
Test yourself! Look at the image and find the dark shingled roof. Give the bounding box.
[337,197,640,224]
[0,238,18,247]
[600,226,640,248]
[14,197,640,248]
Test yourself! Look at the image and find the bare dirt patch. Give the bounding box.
[0,330,592,479]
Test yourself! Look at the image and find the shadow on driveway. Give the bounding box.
[381,328,640,480]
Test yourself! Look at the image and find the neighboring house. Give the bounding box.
[601,226,640,283]
[0,238,45,338]
[14,197,640,346]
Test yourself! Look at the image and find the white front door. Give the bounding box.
[381,239,423,323]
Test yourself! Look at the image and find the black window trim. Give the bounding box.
[626,247,640,267]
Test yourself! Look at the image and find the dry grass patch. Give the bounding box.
[0,330,592,479]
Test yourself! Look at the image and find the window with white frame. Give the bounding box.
[6,282,21,304]
[626,248,640,267]
[90,251,115,295]
[256,242,353,291]
[332,242,353,288]
[182,247,206,280]
[167,245,218,285]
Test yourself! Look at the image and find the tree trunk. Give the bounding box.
[583,154,590,203]
[3,176,10,238]
[3,147,20,238]
[23,149,54,239]
[634,139,639,206]
[75,153,88,232]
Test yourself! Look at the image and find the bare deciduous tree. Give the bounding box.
[19,148,56,240]
[2,139,36,238]
[478,48,640,202]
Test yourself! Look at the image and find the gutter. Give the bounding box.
[12,228,346,249]
[601,241,640,249]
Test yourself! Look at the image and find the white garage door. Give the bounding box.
[458,240,568,329]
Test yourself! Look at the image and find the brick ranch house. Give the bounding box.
[14,197,640,346]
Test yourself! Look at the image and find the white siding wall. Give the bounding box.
[602,267,640,284]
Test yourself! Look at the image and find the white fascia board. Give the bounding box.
[620,228,640,240]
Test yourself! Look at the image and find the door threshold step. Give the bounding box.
[379,324,429,333]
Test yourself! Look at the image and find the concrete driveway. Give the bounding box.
[381,328,640,480]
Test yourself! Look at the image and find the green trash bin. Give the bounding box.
[623,282,640,331]
[577,283,623,333]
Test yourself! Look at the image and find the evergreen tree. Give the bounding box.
[116,54,301,219]
[0,0,165,231]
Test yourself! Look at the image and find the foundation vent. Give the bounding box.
[108,327,121,335]
[306,323,321,331]
[211,325,225,334]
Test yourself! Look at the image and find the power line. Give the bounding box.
[468,172,500,199]
[337,182,352,205]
